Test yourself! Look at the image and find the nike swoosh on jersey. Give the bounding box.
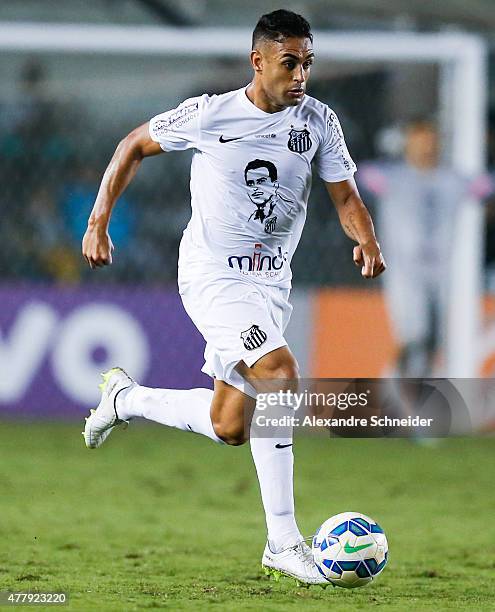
[275,443,293,449]
[219,135,244,143]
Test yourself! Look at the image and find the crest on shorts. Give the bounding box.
[241,325,267,351]
[288,125,312,154]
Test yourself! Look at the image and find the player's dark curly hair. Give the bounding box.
[252,9,312,49]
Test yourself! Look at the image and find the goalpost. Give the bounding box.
[0,23,487,377]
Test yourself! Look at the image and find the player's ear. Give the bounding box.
[251,49,263,72]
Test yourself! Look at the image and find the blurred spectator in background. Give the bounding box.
[0,59,72,193]
[28,185,80,282]
[0,59,76,280]
[61,161,140,281]
[359,119,469,377]
[62,163,135,251]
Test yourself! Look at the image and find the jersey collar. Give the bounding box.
[238,86,292,118]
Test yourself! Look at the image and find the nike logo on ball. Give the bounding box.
[219,135,243,143]
[344,541,373,554]
[275,443,293,449]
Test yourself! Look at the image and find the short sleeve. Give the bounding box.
[148,96,203,152]
[314,107,357,182]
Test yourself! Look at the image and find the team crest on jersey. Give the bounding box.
[241,325,267,351]
[264,216,277,234]
[288,125,312,154]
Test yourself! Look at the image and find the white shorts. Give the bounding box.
[178,258,292,397]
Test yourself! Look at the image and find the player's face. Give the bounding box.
[254,37,314,110]
[405,126,439,168]
[245,167,276,205]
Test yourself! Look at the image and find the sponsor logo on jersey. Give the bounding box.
[219,135,243,143]
[255,133,277,139]
[288,124,312,154]
[241,325,267,351]
[327,112,354,172]
[327,111,343,137]
[227,244,288,274]
[152,102,199,135]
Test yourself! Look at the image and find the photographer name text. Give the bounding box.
[254,415,434,428]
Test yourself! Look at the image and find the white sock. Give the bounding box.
[250,434,302,552]
[117,385,223,444]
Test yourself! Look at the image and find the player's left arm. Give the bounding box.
[325,178,386,279]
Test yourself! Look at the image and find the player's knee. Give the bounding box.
[212,419,249,446]
[262,356,300,390]
[272,361,299,381]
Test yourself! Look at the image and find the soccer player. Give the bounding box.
[82,9,385,584]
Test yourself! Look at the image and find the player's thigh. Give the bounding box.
[210,379,256,445]
[236,345,299,393]
[181,271,290,394]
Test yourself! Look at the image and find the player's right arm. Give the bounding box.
[82,123,163,269]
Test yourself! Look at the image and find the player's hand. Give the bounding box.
[82,223,114,269]
[353,240,386,279]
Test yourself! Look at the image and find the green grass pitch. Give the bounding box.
[0,422,494,611]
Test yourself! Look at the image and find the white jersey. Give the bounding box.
[149,86,356,288]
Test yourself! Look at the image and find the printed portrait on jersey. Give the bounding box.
[244,159,294,235]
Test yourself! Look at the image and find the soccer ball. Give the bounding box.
[312,511,388,588]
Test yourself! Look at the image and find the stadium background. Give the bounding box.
[1,2,495,610]
[2,0,495,418]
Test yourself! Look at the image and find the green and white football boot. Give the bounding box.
[83,367,135,449]
[262,540,329,587]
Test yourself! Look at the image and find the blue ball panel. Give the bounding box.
[364,558,379,574]
[338,561,360,571]
[330,522,348,536]
[356,562,371,578]
[353,517,371,531]
[316,563,327,577]
[331,562,343,575]
[349,521,368,536]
